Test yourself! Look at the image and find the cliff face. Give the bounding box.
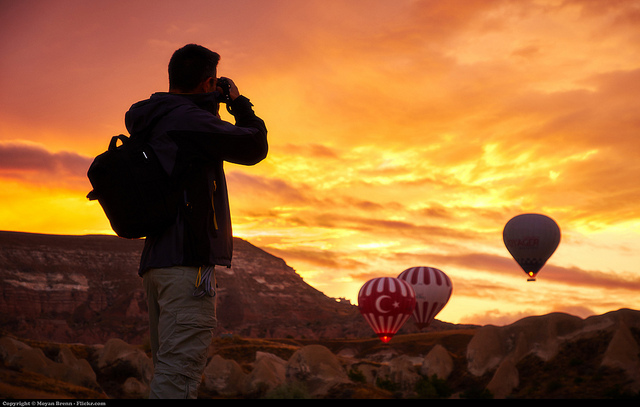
[0,231,398,344]
[0,232,148,344]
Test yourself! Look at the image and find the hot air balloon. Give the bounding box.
[503,213,561,281]
[398,266,452,330]
[358,277,416,343]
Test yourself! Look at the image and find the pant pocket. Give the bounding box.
[176,309,217,330]
[171,309,217,378]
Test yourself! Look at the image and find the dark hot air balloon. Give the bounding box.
[503,213,561,281]
[398,266,452,330]
[358,277,416,343]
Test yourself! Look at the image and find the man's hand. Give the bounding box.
[217,77,240,101]
[226,78,240,101]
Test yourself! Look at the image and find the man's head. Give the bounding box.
[168,44,220,93]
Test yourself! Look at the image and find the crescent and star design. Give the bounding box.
[374,295,401,313]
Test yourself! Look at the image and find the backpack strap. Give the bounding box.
[108,134,129,150]
[87,105,181,202]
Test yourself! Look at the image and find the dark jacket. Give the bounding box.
[124,92,268,275]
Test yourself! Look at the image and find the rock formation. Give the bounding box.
[1,307,640,399]
[468,309,640,398]
[0,231,458,344]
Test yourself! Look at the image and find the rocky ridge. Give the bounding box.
[0,230,410,344]
[1,308,639,399]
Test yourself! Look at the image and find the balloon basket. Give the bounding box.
[377,334,393,343]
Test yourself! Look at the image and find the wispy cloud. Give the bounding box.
[0,141,92,189]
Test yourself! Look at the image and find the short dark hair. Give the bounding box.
[168,44,220,92]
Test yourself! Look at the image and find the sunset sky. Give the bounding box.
[1,0,639,327]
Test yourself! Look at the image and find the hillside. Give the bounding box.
[0,230,460,344]
[0,231,639,399]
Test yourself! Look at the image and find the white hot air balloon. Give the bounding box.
[503,213,561,281]
[397,266,452,330]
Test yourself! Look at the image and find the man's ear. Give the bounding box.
[191,77,215,93]
[204,77,216,93]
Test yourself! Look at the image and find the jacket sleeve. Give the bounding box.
[224,95,268,165]
[168,95,268,167]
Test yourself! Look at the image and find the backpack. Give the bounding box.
[86,118,178,239]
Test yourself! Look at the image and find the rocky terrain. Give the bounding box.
[1,309,639,399]
[0,230,459,345]
[1,231,639,399]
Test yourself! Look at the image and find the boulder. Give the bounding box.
[601,321,640,391]
[201,354,247,397]
[122,377,148,398]
[466,325,509,376]
[244,351,287,395]
[285,344,350,396]
[56,347,100,390]
[420,344,453,380]
[348,361,380,385]
[486,355,519,399]
[0,336,102,392]
[378,355,421,393]
[97,337,153,386]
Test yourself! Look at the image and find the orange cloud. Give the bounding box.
[0,141,92,190]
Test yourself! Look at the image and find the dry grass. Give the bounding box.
[0,366,106,399]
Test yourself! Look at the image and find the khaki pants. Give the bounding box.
[143,266,217,399]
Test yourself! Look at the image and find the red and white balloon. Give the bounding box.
[398,266,452,330]
[358,277,416,343]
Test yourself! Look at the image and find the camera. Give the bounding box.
[216,77,232,104]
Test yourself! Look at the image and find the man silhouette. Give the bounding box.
[124,44,268,398]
